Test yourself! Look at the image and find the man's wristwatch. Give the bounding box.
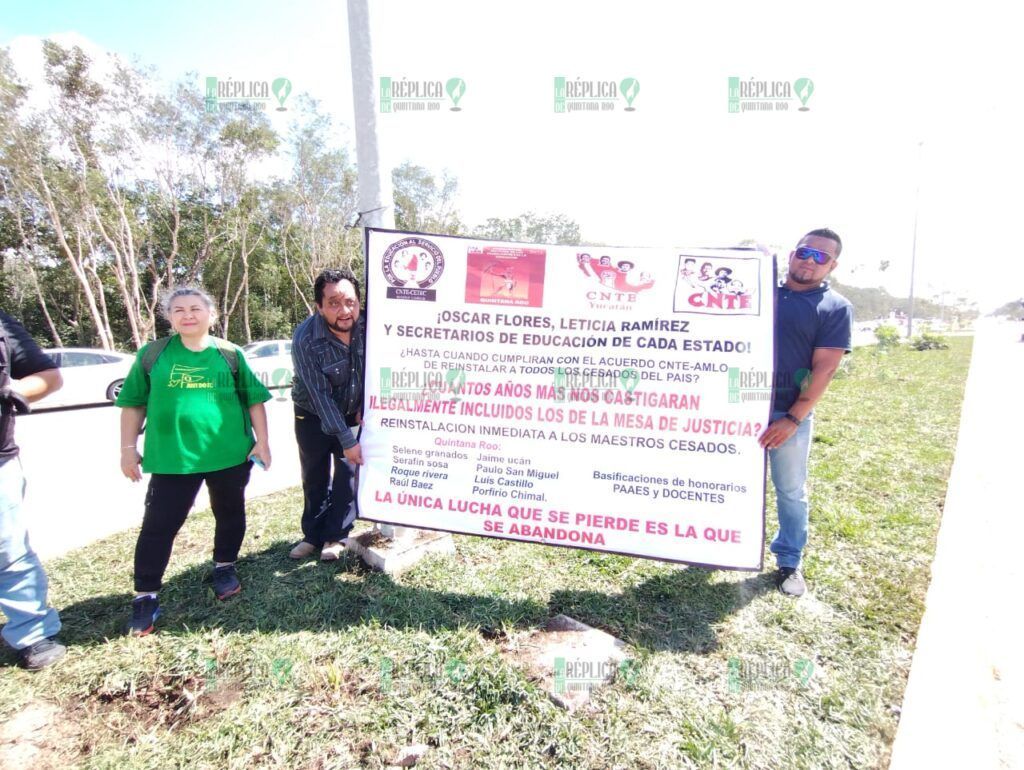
[782,413,802,427]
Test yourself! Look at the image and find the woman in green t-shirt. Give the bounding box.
[116,287,272,636]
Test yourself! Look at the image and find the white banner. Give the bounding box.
[357,229,775,570]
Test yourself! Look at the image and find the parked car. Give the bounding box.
[36,348,135,409]
[242,339,294,389]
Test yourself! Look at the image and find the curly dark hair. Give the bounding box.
[314,268,361,306]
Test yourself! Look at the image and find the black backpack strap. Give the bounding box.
[209,337,251,436]
[210,337,240,378]
[140,336,174,382]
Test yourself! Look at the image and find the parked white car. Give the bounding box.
[242,339,294,390]
[37,348,135,409]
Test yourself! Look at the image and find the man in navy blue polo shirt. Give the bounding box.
[758,229,853,596]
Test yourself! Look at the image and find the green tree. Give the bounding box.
[272,96,360,317]
[392,162,462,235]
[990,298,1023,319]
[473,211,580,245]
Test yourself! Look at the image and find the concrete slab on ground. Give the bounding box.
[502,614,631,711]
[345,528,455,574]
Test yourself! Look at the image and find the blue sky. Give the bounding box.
[3,0,1020,311]
[1,0,307,75]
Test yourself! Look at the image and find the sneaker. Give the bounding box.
[320,541,344,561]
[776,567,806,597]
[127,595,161,636]
[19,637,66,671]
[289,541,318,559]
[212,564,242,600]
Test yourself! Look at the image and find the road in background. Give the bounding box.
[17,390,301,560]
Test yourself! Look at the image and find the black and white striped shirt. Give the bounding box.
[290,312,364,449]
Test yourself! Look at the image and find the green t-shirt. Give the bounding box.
[116,336,272,474]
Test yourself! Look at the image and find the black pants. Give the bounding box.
[294,405,358,547]
[133,461,252,592]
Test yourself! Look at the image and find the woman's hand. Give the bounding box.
[121,447,143,482]
[249,441,272,470]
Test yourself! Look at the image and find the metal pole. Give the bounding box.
[907,140,923,338]
[347,0,405,541]
[347,0,394,232]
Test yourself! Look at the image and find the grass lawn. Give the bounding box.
[0,337,972,769]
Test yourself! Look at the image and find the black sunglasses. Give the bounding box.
[794,247,834,265]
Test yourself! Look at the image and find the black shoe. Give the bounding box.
[212,564,241,600]
[127,594,161,636]
[19,637,66,671]
[776,567,806,597]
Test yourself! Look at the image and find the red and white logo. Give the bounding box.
[673,254,760,315]
[577,252,655,310]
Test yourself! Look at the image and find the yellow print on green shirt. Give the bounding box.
[168,363,214,389]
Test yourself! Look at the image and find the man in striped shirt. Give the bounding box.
[288,269,365,562]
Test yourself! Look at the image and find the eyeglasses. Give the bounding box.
[794,247,834,265]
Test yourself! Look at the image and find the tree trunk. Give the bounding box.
[84,250,115,350]
[34,168,113,350]
[28,263,63,347]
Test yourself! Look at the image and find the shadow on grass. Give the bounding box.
[550,568,773,653]
[46,541,773,658]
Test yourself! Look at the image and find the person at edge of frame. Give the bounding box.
[0,309,65,670]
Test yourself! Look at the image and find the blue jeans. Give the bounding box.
[0,458,61,651]
[768,411,814,569]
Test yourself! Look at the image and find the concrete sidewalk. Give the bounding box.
[890,320,1024,769]
[20,392,301,561]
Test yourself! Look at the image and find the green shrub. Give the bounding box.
[874,324,900,347]
[910,328,949,350]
